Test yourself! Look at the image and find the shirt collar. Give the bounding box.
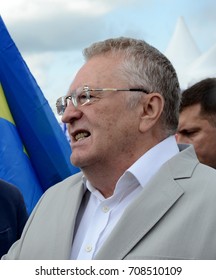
[83,135,179,197]
[127,135,179,188]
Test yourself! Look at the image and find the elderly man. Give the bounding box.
[3,37,216,260]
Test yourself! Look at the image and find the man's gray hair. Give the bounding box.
[83,37,180,135]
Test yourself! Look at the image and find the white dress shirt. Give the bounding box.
[70,136,179,259]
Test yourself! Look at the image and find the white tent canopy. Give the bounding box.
[165,16,216,89]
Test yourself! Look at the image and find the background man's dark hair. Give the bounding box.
[180,78,216,126]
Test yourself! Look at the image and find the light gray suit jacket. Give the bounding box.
[2,145,216,259]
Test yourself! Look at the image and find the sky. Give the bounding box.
[1,0,216,117]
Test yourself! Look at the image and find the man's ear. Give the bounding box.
[139,93,164,133]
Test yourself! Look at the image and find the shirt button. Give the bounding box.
[85,245,92,252]
[102,206,109,213]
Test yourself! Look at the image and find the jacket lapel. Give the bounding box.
[54,177,85,259]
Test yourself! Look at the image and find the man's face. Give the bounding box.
[177,103,216,169]
[61,55,143,171]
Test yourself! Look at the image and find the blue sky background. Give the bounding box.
[1,0,216,116]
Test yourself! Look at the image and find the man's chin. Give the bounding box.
[70,154,86,168]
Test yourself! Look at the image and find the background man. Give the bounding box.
[177,78,216,169]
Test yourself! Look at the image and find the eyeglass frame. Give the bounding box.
[56,85,149,115]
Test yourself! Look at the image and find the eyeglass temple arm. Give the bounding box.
[89,88,149,94]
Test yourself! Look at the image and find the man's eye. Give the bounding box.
[89,94,97,100]
[79,93,88,101]
[182,130,195,136]
[184,132,191,136]
[81,93,98,101]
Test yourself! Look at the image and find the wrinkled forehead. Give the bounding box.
[68,54,125,91]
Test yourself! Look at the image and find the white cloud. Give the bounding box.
[6,13,106,52]
[1,0,112,20]
[1,0,115,53]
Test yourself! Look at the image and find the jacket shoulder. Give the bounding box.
[46,171,83,193]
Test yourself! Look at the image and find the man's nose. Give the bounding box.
[61,103,83,124]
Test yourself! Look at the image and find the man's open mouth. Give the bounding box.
[74,131,91,141]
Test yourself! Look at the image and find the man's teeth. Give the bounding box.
[75,132,89,141]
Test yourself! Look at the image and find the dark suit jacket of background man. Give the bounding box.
[0,179,28,257]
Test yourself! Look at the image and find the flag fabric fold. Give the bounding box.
[0,16,79,213]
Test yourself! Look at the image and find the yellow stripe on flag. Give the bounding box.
[0,83,15,124]
[0,83,29,156]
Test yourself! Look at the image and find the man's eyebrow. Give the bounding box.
[178,126,200,133]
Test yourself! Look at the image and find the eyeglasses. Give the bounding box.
[56,85,149,115]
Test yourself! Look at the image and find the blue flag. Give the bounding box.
[0,16,79,213]
[0,84,43,213]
